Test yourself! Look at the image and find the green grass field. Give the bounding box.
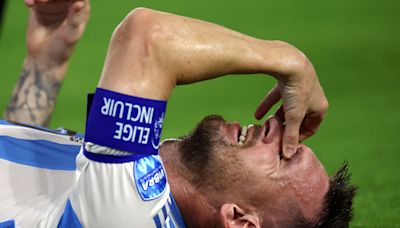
[1,0,399,226]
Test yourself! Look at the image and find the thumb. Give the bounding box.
[282,113,302,159]
[68,1,86,26]
[64,0,89,43]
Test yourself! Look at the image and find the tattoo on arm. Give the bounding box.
[4,60,62,127]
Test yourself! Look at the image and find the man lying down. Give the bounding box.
[0,0,356,227]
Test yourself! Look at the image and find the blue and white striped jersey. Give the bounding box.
[0,120,186,228]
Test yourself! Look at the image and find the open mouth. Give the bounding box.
[235,116,283,149]
[237,125,248,145]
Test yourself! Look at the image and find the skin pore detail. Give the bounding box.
[162,115,330,227]
[4,59,62,127]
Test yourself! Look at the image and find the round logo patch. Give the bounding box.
[134,155,167,201]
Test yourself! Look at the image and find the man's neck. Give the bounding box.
[159,141,219,227]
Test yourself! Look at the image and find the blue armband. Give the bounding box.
[85,88,167,156]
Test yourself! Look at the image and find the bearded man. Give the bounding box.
[0,1,356,227]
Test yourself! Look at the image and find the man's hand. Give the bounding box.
[98,8,328,155]
[4,0,90,126]
[25,0,90,69]
[254,57,328,159]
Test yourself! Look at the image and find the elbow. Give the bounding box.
[102,8,176,98]
[111,7,171,59]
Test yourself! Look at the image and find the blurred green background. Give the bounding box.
[1,0,399,226]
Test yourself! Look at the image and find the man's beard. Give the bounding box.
[177,115,249,192]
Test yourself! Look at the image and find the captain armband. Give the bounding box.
[85,88,167,156]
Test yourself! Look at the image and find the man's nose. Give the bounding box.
[283,146,302,160]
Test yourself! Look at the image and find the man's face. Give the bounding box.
[175,115,329,224]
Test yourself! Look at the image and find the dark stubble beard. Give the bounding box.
[177,115,249,192]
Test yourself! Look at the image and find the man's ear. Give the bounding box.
[219,203,261,228]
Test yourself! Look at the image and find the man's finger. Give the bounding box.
[66,0,89,41]
[26,0,52,4]
[254,84,281,120]
[68,0,85,25]
[298,114,323,142]
[24,0,35,7]
[282,113,302,159]
[25,0,71,7]
[274,104,284,122]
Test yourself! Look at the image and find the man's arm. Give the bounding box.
[99,8,328,157]
[4,0,90,127]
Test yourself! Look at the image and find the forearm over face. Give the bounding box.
[98,8,310,100]
[148,13,309,84]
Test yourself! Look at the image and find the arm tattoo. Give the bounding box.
[4,61,62,127]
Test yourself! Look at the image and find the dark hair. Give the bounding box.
[312,161,358,228]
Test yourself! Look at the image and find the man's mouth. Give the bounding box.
[237,125,249,145]
[235,115,283,146]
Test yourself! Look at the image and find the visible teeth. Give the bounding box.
[238,125,249,145]
[239,135,246,142]
[241,126,248,136]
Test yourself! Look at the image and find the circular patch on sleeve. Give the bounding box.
[134,155,167,201]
